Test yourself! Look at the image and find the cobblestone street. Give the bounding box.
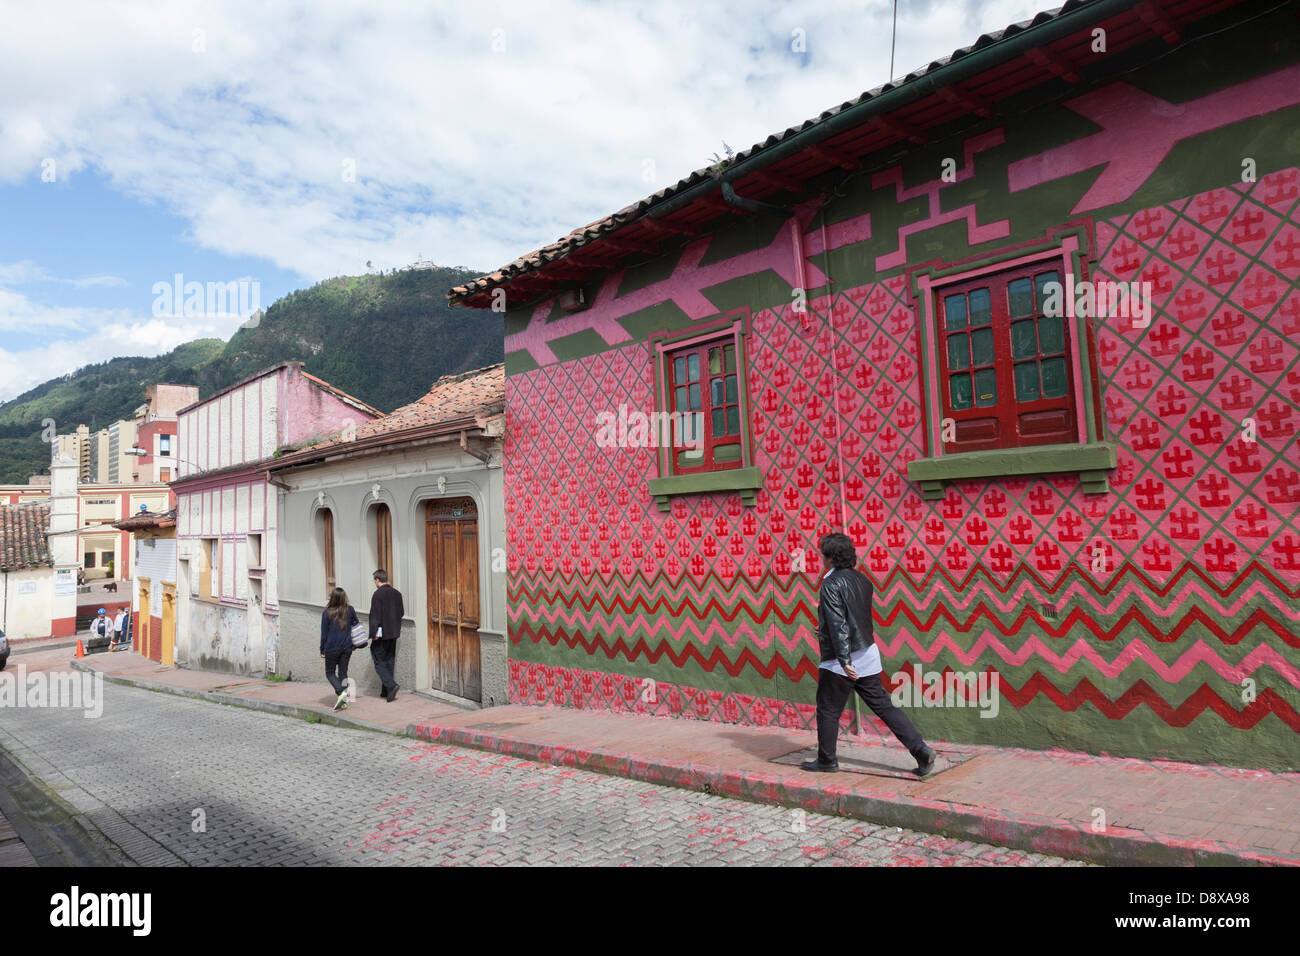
[0,674,1087,866]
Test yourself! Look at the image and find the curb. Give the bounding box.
[407,722,1299,868]
[70,659,407,738]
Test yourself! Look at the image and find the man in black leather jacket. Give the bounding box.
[802,533,937,776]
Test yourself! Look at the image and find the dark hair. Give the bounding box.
[819,532,858,569]
[326,587,350,630]
[373,569,388,584]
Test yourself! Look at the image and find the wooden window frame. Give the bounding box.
[375,503,393,578]
[321,508,336,594]
[662,336,743,475]
[907,226,1115,500]
[935,261,1078,452]
[646,309,762,511]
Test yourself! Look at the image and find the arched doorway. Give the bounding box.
[425,497,481,701]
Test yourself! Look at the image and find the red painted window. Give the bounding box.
[664,334,743,474]
[936,262,1078,453]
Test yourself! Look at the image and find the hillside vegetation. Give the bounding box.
[0,265,499,483]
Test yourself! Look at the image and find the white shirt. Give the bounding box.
[817,568,882,678]
[114,611,126,632]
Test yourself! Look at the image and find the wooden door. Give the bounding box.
[161,584,176,667]
[425,497,481,701]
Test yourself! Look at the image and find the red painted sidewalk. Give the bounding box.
[73,650,1298,867]
[408,707,1299,867]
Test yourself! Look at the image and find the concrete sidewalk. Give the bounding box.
[72,648,475,735]
[74,650,1298,867]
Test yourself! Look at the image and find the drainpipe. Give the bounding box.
[719,180,813,333]
[820,203,849,534]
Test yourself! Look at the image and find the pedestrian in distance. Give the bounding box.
[111,606,128,650]
[368,569,404,702]
[321,587,358,711]
[802,532,938,777]
[89,608,113,652]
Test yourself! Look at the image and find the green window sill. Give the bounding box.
[907,442,1116,500]
[647,466,762,512]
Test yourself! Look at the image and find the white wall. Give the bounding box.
[1,567,54,640]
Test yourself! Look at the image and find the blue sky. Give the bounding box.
[0,0,1040,402]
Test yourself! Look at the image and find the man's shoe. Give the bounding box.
[386,684,399,702]
[800,758,839,773]
[913,746,938,776]
[333,691,348,711]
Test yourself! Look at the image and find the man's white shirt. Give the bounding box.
[817,568,881,679]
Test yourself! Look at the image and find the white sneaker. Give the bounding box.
[333,691,348,711]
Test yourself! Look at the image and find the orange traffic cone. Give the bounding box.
[75,639,85,658]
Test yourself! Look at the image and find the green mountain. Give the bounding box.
[0,265,500,484]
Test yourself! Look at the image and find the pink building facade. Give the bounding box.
[172,362,379,674]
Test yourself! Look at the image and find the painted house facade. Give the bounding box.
[172,362,380,674]
[0,455,79,640]
[454,0,1300,770]
[0,480,171,580]
[0,502,53,641]
[116,509,178,665]
[265,365,507,705]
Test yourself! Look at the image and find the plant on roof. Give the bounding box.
[707,141,735,176]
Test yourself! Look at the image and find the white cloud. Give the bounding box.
[0,0,1043,400]
[0,0,1041,279]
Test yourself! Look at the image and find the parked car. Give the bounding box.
[0,630,9,670]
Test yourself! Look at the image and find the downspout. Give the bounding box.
[821,203,848,534]
[719,180,812,333]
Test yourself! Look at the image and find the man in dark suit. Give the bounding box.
[368,569,404,702]
[802,532,937,776]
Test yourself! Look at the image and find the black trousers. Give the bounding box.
[370,639,397,696]
[324,648,351,695]
[816,668,925,764]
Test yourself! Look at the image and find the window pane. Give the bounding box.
[675,386,687,412]
[1035,271,1061,313]
[969,288,992,327]
[724,344,735,372]
[1008,278,1034,318]
[687,353,699,381]
[726,406,740,434]
[1038,314,1064,354]
[689,383,701,410]
[674,357,686,384]
[947,333,970,371]
[712,408,725,435]
[949,374,973,410]
[709,347,722,375]
[1015,361,1040,401]
[974,368,998,406]
[944,294,967,331]
[1011,320,1037,359]
[971,328,994,366]
[1041,357,1068,397]
[711,378,725,405]
[725,374,738,403]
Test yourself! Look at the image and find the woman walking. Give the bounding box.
[320,587,358,711]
